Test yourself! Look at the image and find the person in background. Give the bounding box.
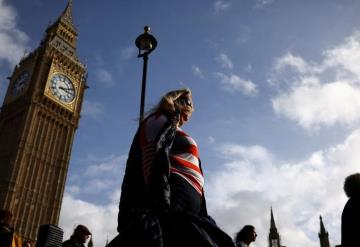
[62,225,92,247]
[0,210,22,247]
[234,225,257,247]
[22,241,31,247]
[341,173,360,247]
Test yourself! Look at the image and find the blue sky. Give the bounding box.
[1,0,360,246]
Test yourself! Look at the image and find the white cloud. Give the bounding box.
[68,155,126,196]
[274,53,310,75]
[81,100,104,120]
[271,31,360,130]
[236,26,252,45]
[255,0,275,8]
[82,179,116,194]
[219,144,272,163]
[216,52,234,69]
[214,0,231,13]
[84,155,126,177]
[272,80,360,130]
[245,64,253,73]
[206,129,360,247]
[66,185,81,196]
[120,46,137,60]
[66,154,123,199]
[93,68,115,88]
[208,136,215,144]
[215,72,258,96]
[192,65,205,79]
[59,129,360,247]
[59,154,125,246]
[322,32,360,79]
[93,53,105,66]
[59,193,119,247]
[0,0,29,68]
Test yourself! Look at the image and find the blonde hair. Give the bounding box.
[153,88,194,116]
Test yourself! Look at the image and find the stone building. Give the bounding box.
[0,0,86,241]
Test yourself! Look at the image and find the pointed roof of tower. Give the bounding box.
[105,236,109,247]
[318,215,330,247]
[269,207,281,241]
[270,207,277,230]
[59,0,74,26]
[319,215,328,234]
[44,0,78,40]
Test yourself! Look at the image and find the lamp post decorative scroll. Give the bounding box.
[135,26,157,124]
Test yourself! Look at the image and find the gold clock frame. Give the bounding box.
[44,62,79,112]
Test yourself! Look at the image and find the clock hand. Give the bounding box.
[59,86,70,92]
[17,81,25,87]
[15,82,25,90]
[59,86,74,96]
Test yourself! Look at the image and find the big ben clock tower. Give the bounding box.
[0,0,86,241]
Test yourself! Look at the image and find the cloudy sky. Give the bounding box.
[1,0,360,246]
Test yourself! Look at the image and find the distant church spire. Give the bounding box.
[269,207,282,247]
[105,235,109,247]
[270,207,277,230]
[319,215,330,247]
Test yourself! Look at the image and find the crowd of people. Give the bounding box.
[0,210,21,247]
[0,213,92,247]
[1,88,359,247]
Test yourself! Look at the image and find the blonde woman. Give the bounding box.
[113,88,234,247]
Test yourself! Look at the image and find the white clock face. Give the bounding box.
[50,74,75,103]
[12,70,30,96]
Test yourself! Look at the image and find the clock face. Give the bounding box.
[50,74,76,103]
[12,70,30,96]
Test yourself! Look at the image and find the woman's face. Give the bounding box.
[179,94,193,126]
[248,228,257,243]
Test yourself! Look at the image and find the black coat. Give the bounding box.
[342,196,360,247]
[114,113,235,247]
[0,225,13,247]
[62,238,85,247]
[117,113,178,232]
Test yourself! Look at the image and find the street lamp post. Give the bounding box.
[135,26,157,124]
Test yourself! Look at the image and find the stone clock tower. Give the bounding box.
[0,0,86,240]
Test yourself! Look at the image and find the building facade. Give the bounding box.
[0,0,86,240]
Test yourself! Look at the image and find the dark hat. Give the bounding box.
[0,210,12,219]
[0,209,12,225]
[74,225,91,235]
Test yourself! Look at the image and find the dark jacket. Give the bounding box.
[0,225,13,247]
[342,196,360,247]
[117,113,178,232]
[62,238,85,247]
[114,113,234,247]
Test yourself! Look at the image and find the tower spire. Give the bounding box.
[59,0,75,27]
[269,207,282,247]
[43,0,79,52]
[319,215,330,247]
[270,207,277,230]
[319,216,327,234]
